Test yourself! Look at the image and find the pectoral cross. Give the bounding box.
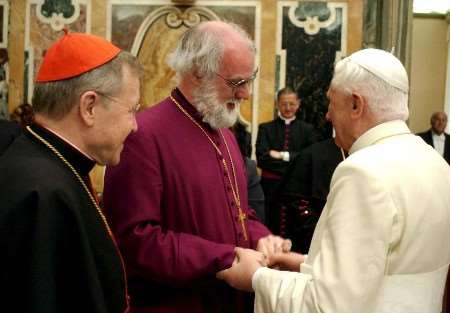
[238,208,248,241]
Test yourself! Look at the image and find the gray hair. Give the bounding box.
[32,51,142,120]
[167,21,256,79]
[330,57,409,122]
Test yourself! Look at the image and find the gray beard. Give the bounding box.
[192,81,239,130]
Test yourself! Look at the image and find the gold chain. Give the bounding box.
[170,95,248,240]
[26,126,130,312]
[340,147,346,160]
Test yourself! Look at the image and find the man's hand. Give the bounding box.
[257,234,292,260]
[269,150,282,159]
[216,248,266,291]
[269,251,305,271]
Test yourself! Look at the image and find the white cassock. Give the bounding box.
[253,120,450,313]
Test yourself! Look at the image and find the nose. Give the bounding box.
[325,110,331,121]
[234,84,251,101]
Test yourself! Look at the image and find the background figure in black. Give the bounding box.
[232,121,252,158]
[256,87,316,233]
[231,121,265,223]
[0,119,22,155]
[0,103,34,155]
[279,137,345,253]
[417,111,450,164]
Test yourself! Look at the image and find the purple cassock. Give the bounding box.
[103,88,271,313]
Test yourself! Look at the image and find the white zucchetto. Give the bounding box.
[347,48,409,93]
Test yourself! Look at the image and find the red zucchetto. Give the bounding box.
[36,30,121,82]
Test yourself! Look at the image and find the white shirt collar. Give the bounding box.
[278,111,296,125]
[44,126,95,161]
[431,131,445,140]
[349,120,411,155]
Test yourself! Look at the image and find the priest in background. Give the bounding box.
[217,48,450,313]
[256,87,316,233]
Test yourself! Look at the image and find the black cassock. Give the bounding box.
[0,124,127,313]
[280,138,344,253]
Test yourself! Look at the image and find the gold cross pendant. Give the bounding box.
[238,209,248,241]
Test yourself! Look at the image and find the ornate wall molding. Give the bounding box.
[25,0,90,103]
[130,5,220,55]
[36,0,82,31]
[287,2,337,35]
[276,1,347,138]
[0,0,8,48]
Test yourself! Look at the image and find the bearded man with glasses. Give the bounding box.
[103,21,291,313]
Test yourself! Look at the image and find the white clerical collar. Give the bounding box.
[349,120,411,155]
[432,131,445,140]
[278,111,296,125]
[44,126,95,161]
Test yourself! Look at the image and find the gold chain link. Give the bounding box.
[26,126,130,312]
[170,95,248,240]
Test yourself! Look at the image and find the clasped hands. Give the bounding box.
[216,235,305,291]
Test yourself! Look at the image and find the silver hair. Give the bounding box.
[167,22,256,79]
[32,51,142,120]
[330,57,409,122]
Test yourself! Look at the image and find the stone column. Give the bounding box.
[444,11,450,131]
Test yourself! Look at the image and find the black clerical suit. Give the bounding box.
[417,129,450,165]
[0,119,22,155]
[0,124,127,313]
[245,157,265,223]
[256,117,316,232]
[280,138,344,252]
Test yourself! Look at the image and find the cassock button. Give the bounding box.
[231,201,235,206]
[224,171,228,177]
[226,185,232,191]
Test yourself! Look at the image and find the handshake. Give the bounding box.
[216,235,305,292]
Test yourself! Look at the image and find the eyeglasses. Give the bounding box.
[215,68,259,89]
[96,91,141,116]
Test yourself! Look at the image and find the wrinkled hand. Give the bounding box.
[257,235,292,263]
[216,248,267,292]
[269,251,305,271]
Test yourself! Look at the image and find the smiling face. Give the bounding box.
[277,92,300,119]
[193,36,256,129]
[90,64,140,166]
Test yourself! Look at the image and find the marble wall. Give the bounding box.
[7,0,363,140]
[277,1,347,139]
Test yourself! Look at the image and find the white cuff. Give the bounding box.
[281,151,290,162]
[252,266,266,290]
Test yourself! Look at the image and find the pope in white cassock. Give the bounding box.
[217,48,450,313]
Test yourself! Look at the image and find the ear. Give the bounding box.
[350,92,366,118]
[79,91,99,127]
[190,68,204,86]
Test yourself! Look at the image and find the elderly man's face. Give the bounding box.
[92,65,139,166]
[431,112,447,135]
[193,44,256,129]
[277,93,300,119]
[326,87,354,151]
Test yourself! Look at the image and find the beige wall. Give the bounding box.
[409,15,448,133]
